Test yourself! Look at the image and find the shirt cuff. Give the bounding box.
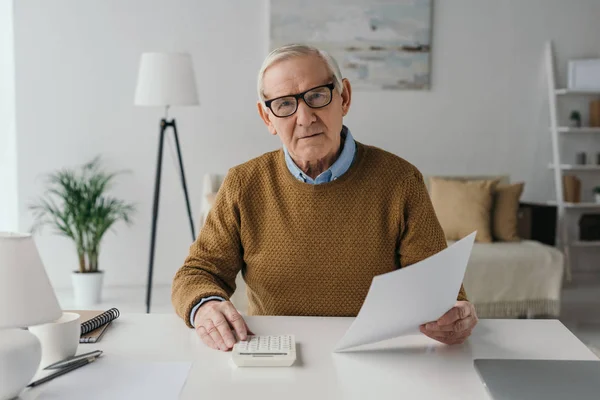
[189,296,226,327]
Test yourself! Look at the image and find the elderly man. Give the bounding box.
[172,44,478,352]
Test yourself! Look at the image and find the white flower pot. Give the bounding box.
[71,271,104,307]
[595,193,600,204]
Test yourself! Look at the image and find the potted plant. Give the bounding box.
[29,157,135,307]
[569,110,582,128]
[594,186,600,204]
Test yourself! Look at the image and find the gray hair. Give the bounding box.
[257,44,343,102]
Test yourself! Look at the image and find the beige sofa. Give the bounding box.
[200,173,564,318]
[460,239,563,318]
[423,174,564,318]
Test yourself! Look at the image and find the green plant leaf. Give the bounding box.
[28,156,136,273]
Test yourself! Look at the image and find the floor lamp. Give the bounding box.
[134,52,199,313]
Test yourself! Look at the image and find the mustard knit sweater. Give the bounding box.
[172,142,468,327]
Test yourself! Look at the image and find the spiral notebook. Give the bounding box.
[67,308,120,343]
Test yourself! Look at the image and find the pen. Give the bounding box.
[27,356,98,388]
[44,350,103,370]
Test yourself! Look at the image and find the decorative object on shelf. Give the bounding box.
[0,232,62,400]
[270,0,433,91]
[579,214,600,241]
[569,111,582,128]
[562,175,581,203]
[134,52,199,313]
[29,157,136,307]
[590,100,600,127]
[568,59,600,90]
[594,186,600,204]
[575,151,587,165]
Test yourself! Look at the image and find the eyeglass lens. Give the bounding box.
[270,86,332,117]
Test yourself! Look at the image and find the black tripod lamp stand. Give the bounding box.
[134,52,199,313]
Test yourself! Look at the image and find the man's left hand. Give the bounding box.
[419,301,478,345]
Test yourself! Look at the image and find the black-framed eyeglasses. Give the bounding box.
[264,83,335,118]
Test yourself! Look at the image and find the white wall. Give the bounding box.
[0,0,18,231]
[13,0,600,289]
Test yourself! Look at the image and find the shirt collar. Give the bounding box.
[283,126,356,184]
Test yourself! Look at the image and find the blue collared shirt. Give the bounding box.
[189,127,357,326]
[283,127,356,184]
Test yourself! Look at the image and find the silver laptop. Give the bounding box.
[474,359,600,400]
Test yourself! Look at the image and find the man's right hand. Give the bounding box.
[194,300,253,351]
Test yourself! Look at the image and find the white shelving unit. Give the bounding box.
[556,127,600,133]
[546,201,600,210]
[545,41,600,280]
[571,241,600,248]
[547,164,600,171]
[554,89,600,96]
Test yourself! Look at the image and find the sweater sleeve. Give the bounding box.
[171,170,245,328]
[398,171,468,302]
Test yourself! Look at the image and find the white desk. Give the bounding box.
[24,315,599,399]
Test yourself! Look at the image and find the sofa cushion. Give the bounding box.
[429,177,499,243]
[493,183,525,242]
[423,174,509,192]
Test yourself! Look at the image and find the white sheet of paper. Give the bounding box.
[334,232,476,352]
[27,360,191,400]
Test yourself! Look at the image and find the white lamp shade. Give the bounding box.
[0,233,62,329]
[134,52,199,106]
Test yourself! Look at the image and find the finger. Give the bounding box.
[421,325,471,340]
[197,326,219,350]
[422,324,473,338]
[245,321,255,336]
[420,326,456,341]
[420,326,471,345]
[213,314,237,350]
[427,331,456,341]
[437,302,471,326]
[222,303,248,341]
[426,316,476,333]
[204,319,227,351]
[196,326,218,350]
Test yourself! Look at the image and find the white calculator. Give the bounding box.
[232,335,296,367]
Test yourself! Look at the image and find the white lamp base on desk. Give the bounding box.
[0,329,41,400]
